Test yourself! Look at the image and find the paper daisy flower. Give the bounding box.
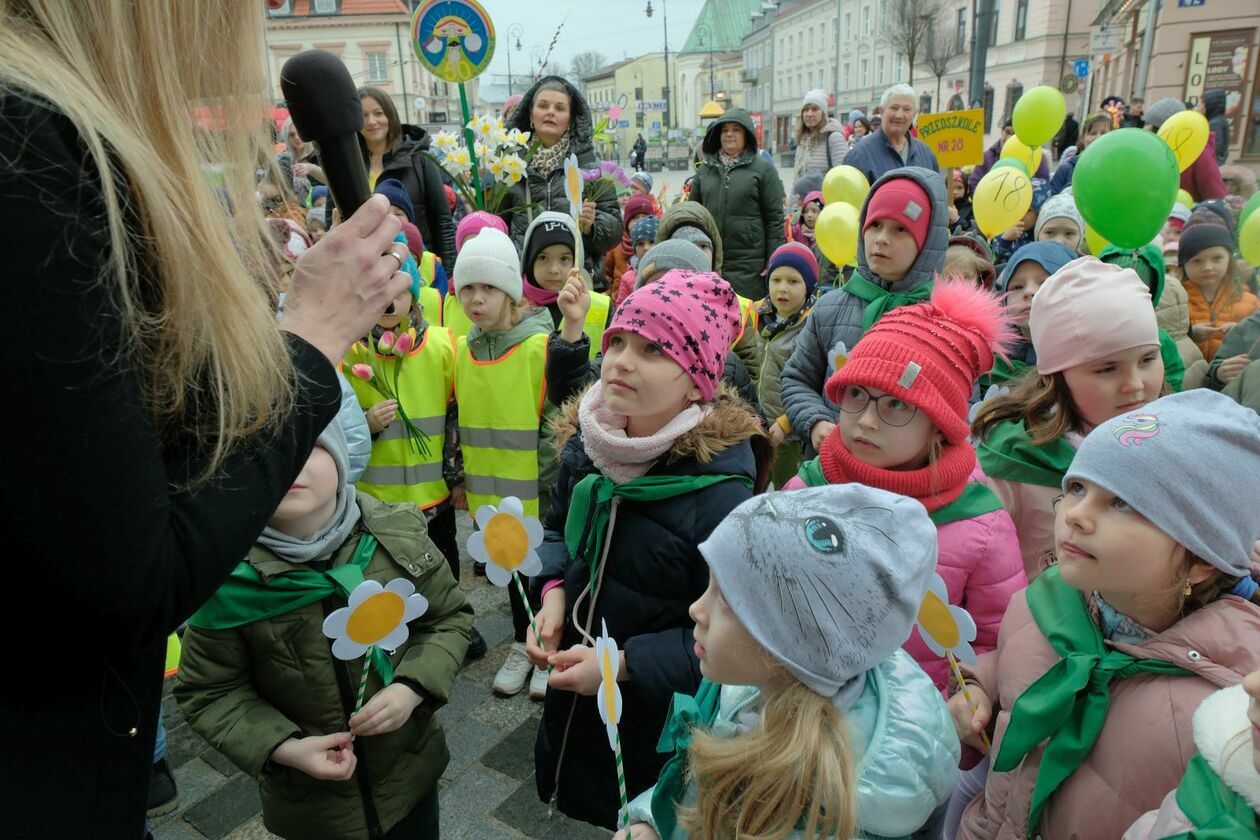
[322,578,429,659]
[595,619,623,751]
[915,572,978,664]
[467,497,543,587]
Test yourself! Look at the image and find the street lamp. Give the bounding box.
[506,24,523,96]
[531,45,545,81]
[644,0,672,131]
[695,22,716,101]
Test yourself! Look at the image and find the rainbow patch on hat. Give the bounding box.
[1112,413,1160,447]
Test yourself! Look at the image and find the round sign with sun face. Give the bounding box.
[411,0,496,83]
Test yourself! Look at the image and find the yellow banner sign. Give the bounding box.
[917,108,986,168]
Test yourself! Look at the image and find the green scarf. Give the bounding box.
[993,566,1191,835]
[187,533,395,683]
[563,472,754,596]
[795,458,1003,526]
[650,679,723,840]
[842,272,933,331]
[979,356,1028,389]
[975,418,1078,488]
[1167,753,1259,839]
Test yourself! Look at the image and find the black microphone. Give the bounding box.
[280,50,371,217]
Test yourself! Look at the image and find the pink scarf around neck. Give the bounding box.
[577,381,710,484]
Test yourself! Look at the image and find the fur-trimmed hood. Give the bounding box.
[552,382,764,469]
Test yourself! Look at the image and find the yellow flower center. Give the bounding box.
[484,512,529,569]
[917,590,960,649]
[346,591,406,645]
[601,645,619,724]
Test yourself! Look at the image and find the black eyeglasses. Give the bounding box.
[837,385,919,427]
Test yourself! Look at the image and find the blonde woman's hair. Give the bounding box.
[679,679,858,840]
[0,0,294,482]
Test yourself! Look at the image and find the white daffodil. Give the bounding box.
[468,113,498,140]
[322,578,429,659]
[466,496,543,588]
[473,140,490,160]
[914,572,978,664]
[486,155,506,178]
[443,147,472,177]
[501,153,525,184]
[505,128,532,147]
[433,130,460,152]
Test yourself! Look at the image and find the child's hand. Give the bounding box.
[810,420,836,453]
[1000,222,1026,242]
[547,644,604,695]
[949,205,960,225]
[768,422,787,443]
[1218,354,1251,384]
[578,200,597,234]
[1219,321,1237,334]
[557,269,591,343]
[349,683,423,737]
[948,685,993,753]
[366,399,398,434]
[613,824,660,840]
[525,587,566,667]
[449,484,468,511]
[271,733,357,781]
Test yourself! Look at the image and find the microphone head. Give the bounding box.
[280,50,362,142]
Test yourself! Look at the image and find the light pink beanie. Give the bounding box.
[1029,256,1159,375]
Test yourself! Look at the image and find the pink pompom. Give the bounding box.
[929,276,1019,358]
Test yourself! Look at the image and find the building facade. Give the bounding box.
[675,0,763,131]
[265,0,478,134]
[582,53,677,160]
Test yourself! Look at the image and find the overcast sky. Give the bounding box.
[473,0,707,80]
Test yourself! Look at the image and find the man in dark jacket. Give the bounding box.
[1053,112,1079,162]
[689,108,786,299]
[499,76,623,283]
[1202,89,1230,164]
[844,83,940,186]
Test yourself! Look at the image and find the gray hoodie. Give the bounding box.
[780,165,948,450]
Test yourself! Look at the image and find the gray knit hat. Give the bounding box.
[672,224,714,252]
[1143,97,1186,130]
[1064,390,1260,578]
[1033,192,1084,241]
[699,486,938,707]
[636,239,711,288]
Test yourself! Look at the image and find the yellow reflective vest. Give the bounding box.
[415,252,442,328]
[345,328,454,509]
[454,332,548,517]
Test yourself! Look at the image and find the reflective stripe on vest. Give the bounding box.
[582,291,611,360]
[454,332,548,517]
[734,295,758,346]
[346,328,454,509]
[443,293,474,339]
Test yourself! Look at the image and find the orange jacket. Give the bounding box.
[1185,280,1260,360]
[604,241,633,298]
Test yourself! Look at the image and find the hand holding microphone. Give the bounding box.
[277,50,408,365]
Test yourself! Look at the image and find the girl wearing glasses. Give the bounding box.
[784,279,1026,693]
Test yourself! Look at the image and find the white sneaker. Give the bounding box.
[493,642,532,696]
[529,665,549,701]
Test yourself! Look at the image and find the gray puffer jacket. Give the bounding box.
[780,165,948,451]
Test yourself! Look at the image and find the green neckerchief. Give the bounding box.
[796,458,1003,526]
[842,272,933,331]
[651,679,723,840]
[975,417,1078,488]
[1168,753,1259,839]
[979,356,1028,389]
[563,472,754,597]
[993,566,1192,836]
[187,533,395,684]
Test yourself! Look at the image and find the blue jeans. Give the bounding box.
[153,713,167,763]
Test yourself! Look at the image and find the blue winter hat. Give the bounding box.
[767,242,819,295]
[630,214,659,245]
[310,185,330,205]
[631,171,653,191]
[995,241,1077,293]
[374,178,415,225]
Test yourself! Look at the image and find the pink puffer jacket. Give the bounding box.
[783,467,1027,690]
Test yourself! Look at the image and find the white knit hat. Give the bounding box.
[801,88,829,114]
[453,227,523,302]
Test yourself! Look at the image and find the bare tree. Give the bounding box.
[923,19,967,112]
[570,51,608,91]
[882,0,941,88]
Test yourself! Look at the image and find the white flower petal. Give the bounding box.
[523,516,545,547]
[500,497,524,518]
[403,593,430,623]
[466,531,490,566]
[347,579,383,610]
[377,624,410,653]
[322,607,350,640]
[518,549,543,578]
[474,505,498,531]
[485,561,513,588]
[954,640,978,666]
[331,636,370,661]
[385,578,415,599]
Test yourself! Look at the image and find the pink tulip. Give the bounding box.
[350,364,373,381]
[393,330,416,355]
[378,330,396,352]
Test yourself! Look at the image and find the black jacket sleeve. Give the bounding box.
[417,153,458,271]
[0,98,341,651]
[546,332,600,406]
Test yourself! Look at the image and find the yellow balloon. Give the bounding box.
[1000,135,1042,178]
[1084,222,1109,255]
[821,165,870,208]
[972,168,1032,239]
[1158,110,1209,173]
[1176,188,1194,209]
[815,201,861,267]
[1241,210,1260,264]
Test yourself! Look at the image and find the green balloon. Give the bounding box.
[991,158,1029,176]
[1073,128,1180,250]
[1241,193,1260,229]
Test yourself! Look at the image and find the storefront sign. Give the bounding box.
[1184,28,1253,136]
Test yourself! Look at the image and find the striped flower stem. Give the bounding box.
[354,646,374,713]
[513,572,547,670]
[615,729,629,829]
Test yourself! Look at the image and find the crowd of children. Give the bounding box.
[162,98,1260,839]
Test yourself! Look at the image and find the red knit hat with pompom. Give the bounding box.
[824,279,1016,444]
